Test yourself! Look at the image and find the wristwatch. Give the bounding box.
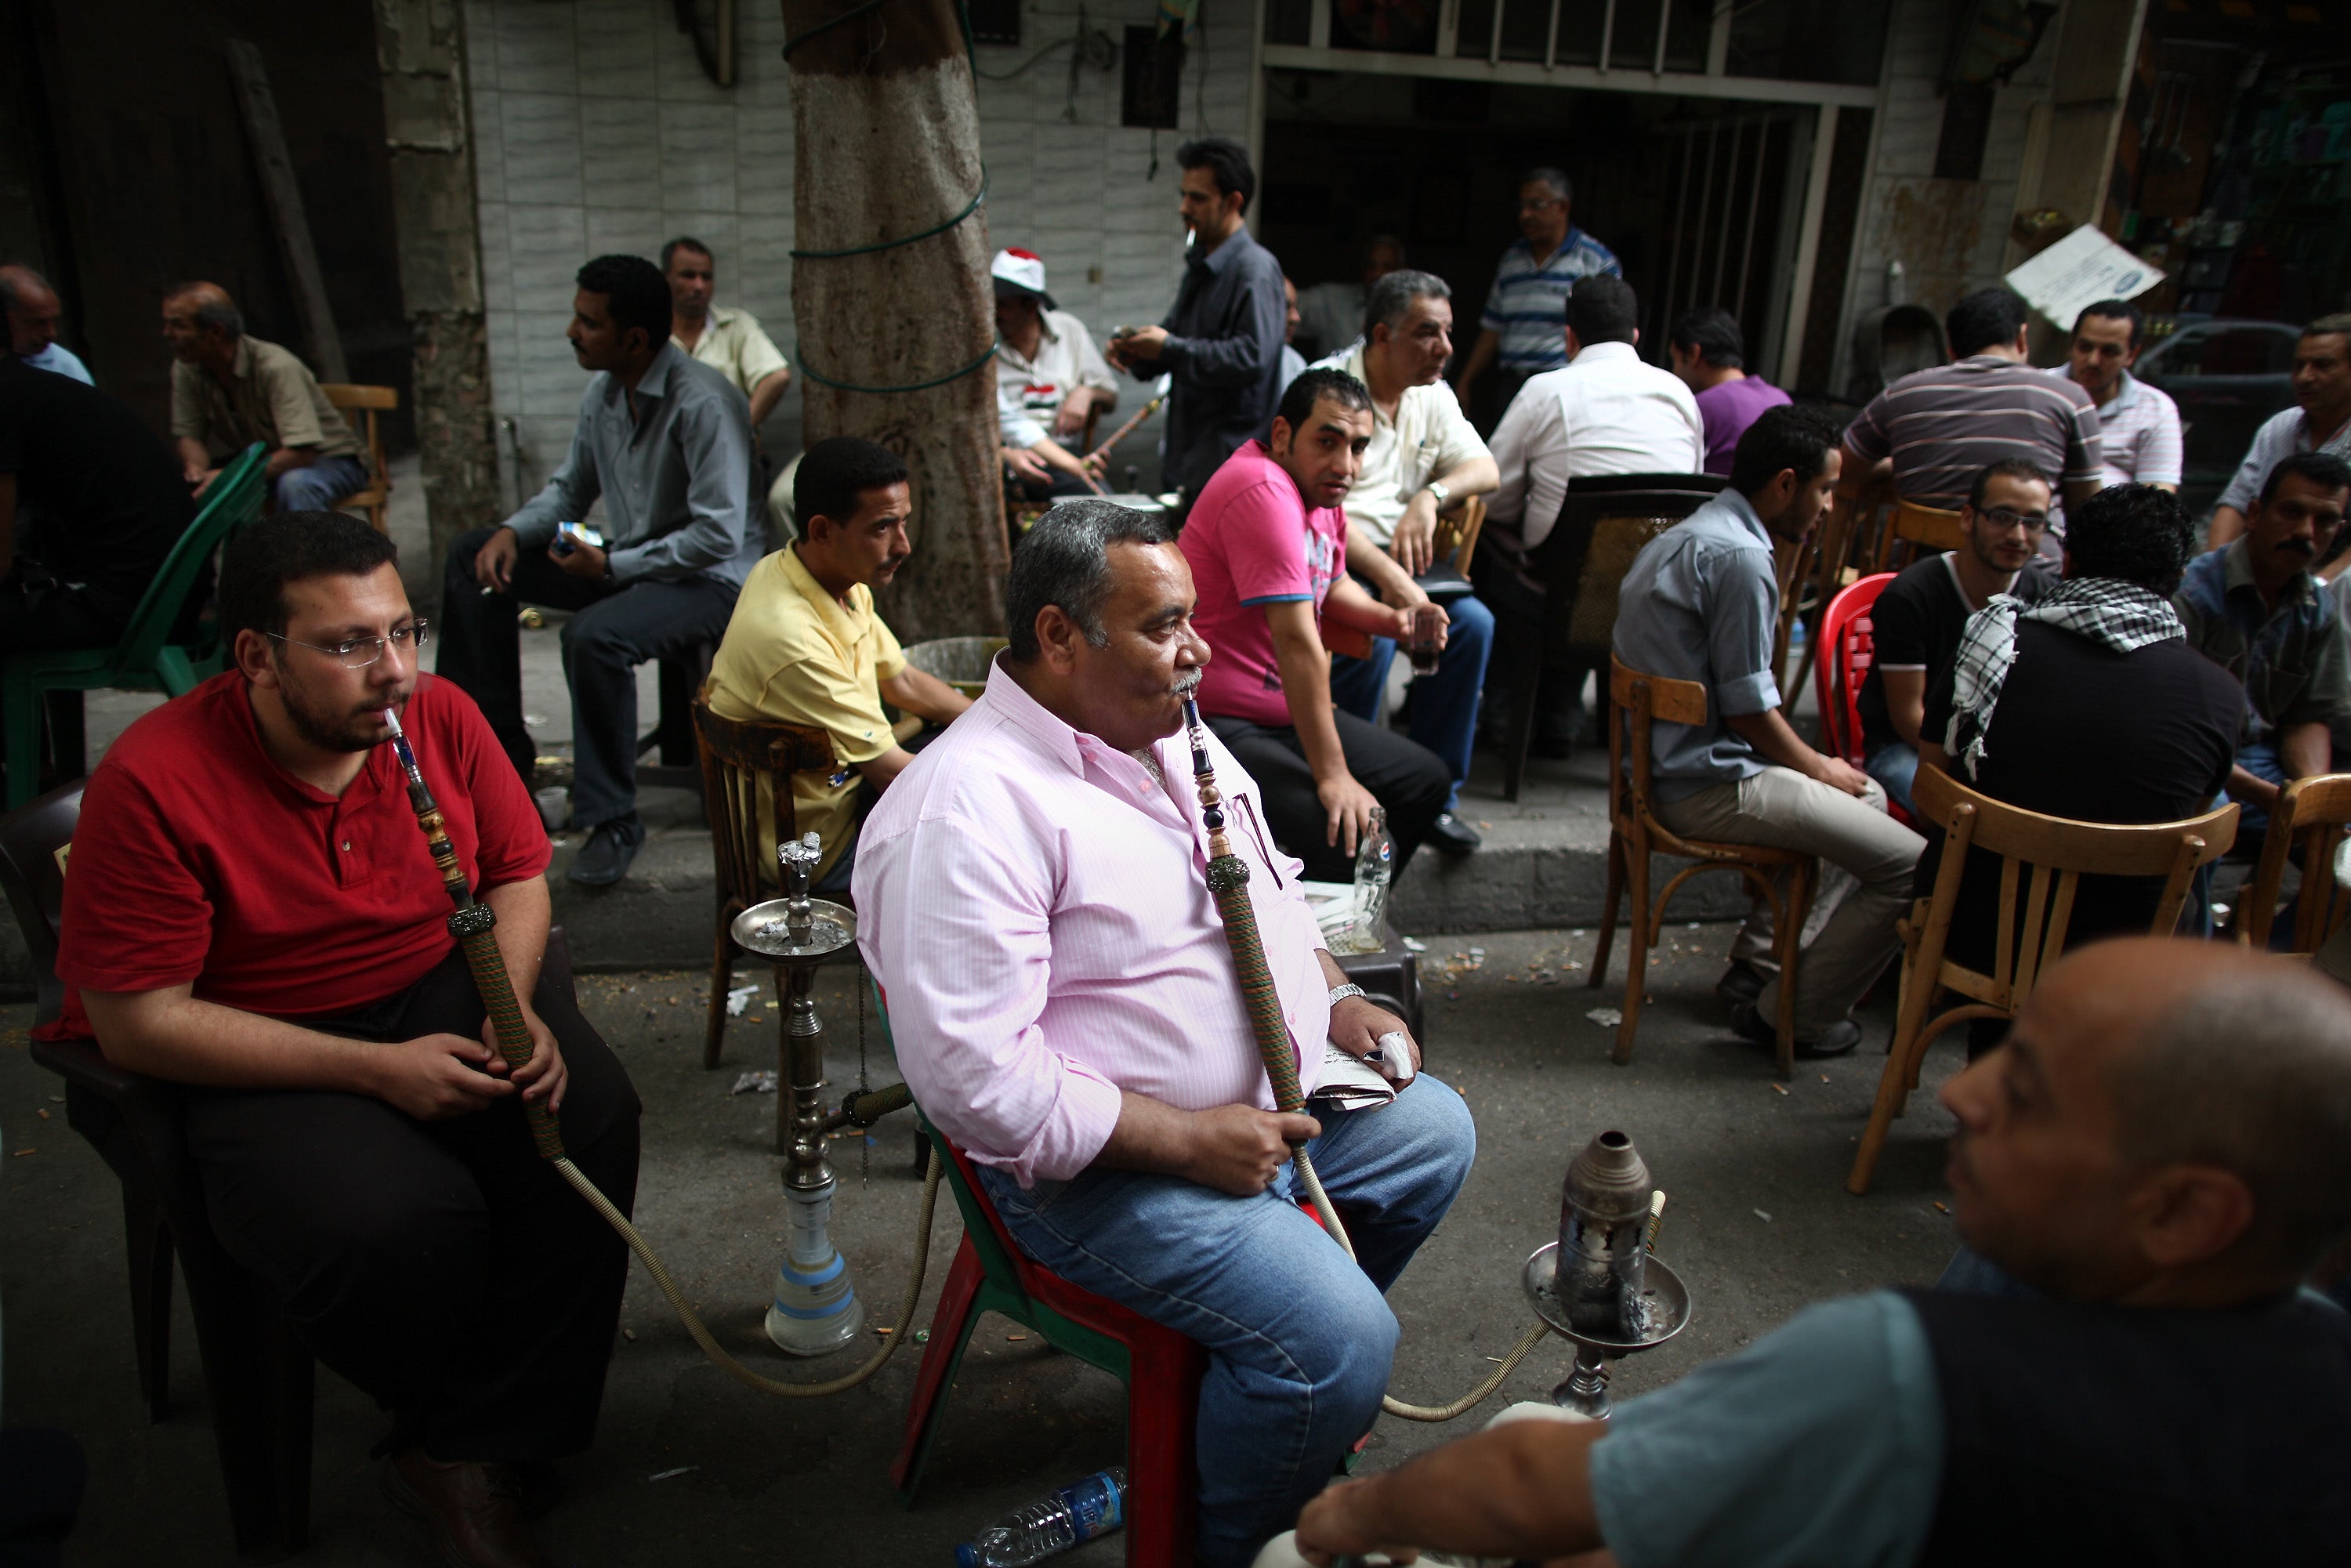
[1420,480,1451,509]
[1328,982,1367,1007]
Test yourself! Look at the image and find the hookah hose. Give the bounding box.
[380,708,940,1399]
[1179,701,1549,1423]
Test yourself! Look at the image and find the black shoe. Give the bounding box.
[1715,960,1769,1009]
[1730,1002,1860,1059]
[1427,812,1482,855]
[566,814,644,886]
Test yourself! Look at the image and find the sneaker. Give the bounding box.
[1427,812,1483,855]
[1715,959,1769,1010]
[566,813,645,886]
[1729,1001,1860,1059]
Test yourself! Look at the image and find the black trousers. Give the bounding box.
[180,945,641,1463]
[0,567,133,796]
[1469,546,1593,748]
[435,529,740,826]
[1206,710,1451,883]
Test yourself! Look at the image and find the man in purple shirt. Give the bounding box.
[1668,308,1791,476]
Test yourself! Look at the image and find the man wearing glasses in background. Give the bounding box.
[1453,168,1621,432]
[1849,459,2056,822]
[47,511,640,1568]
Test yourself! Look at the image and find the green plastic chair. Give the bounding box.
[867,982,1207,1566]
[3,443,268,806]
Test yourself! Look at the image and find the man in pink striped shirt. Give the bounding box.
[856,501,1475,1567]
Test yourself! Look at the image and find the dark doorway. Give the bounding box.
[1256,71,1809,389]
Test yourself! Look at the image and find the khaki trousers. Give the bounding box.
[1654,765,1925,1037]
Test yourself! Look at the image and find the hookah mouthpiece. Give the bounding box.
[1179,697,1222,831]
[382,706,426,787]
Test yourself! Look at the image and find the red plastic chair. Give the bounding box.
[1814,572,1893,765]
[893,1118,1208,1567]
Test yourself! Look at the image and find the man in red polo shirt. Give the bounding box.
[51,512,638,1568]
[1181,366,1451,881]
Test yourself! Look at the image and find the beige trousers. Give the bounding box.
[1653,764,1925,1037]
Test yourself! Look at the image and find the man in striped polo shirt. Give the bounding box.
[1842,288,2103,528]
[1455,168,1620,429]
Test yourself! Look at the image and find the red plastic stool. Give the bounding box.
[893,1122,1208,1568]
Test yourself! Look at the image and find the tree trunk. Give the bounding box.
[373,0,502,616]
[782,0,1005,640]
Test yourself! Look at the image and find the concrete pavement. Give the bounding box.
[1,921,1965,1567]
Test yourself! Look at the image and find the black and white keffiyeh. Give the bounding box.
[1943,578,2184,778]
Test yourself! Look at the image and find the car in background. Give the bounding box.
[2135,317,2303,516]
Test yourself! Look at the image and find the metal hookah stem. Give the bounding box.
[1182,698,1549,1423]
[382,709,564,1161]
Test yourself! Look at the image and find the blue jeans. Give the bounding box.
[273,453,370,512]
[976,1077,1476,1567]
[1329,594,1494,813]
[1864,741,1919,820]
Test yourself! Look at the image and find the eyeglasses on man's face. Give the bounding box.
[269,621,430,670]
[1980,507,2048,532]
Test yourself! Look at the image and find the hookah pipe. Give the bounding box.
[1082,392,1165,476]
[1179,699,1550,1423]
[381,706,938,1399]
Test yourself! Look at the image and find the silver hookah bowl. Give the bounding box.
[1520,1129,1692,1418]
[730,832,866,1355]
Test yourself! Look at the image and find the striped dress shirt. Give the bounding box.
[1844,356,2103,509]
[1479,230,1624,373]
[852,657,1332,1187]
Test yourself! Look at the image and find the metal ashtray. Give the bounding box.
[1521,1242,1691,1353]
[731,897,857,961]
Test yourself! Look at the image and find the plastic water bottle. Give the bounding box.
[1327,807,1393,956]
[956,1468,1128,1567]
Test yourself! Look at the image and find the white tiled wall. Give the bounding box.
[465,0,1251,500]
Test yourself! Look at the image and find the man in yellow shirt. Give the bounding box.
[705,436,971,891]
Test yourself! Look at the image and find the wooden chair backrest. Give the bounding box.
[1606,655,1709,830]
[1433,495,1487,577]
[1911,762,2240,1005]
[1890,500,1967,558]
[691,689,840,911]
[2244,773,2351,952]
[319,384,393,471]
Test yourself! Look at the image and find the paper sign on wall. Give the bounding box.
[2004,225,2166,329]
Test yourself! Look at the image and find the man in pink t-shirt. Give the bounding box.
[1182,368,1452,880]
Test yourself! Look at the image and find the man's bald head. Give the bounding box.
[161,281,243,366]
[0,264,63,359]
[1942,938,2351,1304]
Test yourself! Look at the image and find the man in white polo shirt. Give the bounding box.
[1480,274,1704,755]
[1311,270,1497,853]
[993,247,1118,503]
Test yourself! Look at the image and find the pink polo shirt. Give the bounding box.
[1181,440,1349,729]
[851,656,1331,1186]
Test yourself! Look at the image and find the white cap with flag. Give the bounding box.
[990,248,1057,311]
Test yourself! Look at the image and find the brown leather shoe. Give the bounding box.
[384,1449,552,1568]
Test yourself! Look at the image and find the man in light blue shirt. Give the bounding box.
[1454,169,1620,426]
[1283,939,2351,1568]
[1611,405,1922,1056]
[437,254,759,885]
[1,266,92,384]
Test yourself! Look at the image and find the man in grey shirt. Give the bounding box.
[437,254,759,885]
[1612,405,1923,1056]
[1106,137,1287,512]
[2208,313,2351,550]
[1279,940,2351,1568]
